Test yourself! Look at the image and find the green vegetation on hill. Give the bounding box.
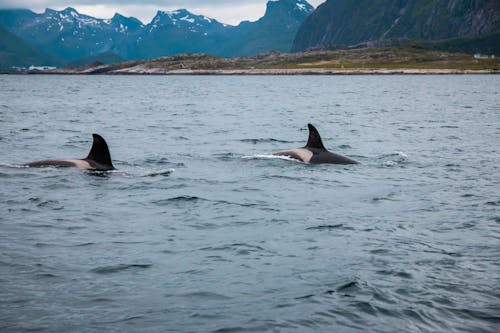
[0,23,60,68]
[409,32,500,56]
[282,48,499,70]
[68,51,125,67]
[293,0,500,52]
[40,48,498,74]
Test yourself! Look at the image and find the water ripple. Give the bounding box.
[1,75,498,333]
[90,263,152,274]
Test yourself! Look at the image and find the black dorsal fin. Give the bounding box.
[305,123,326,149]
[85,134,114,169]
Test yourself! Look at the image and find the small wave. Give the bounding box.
[189,312,226,319]
[240,138,294,144]
[307,224,354,231]
[70,242,95,247]
[3,164,114,179]
[378,151,409,167]
[215,322,296,332]
[90,263,152,274]
[143,157,171,164]
[155,195,205,204]
[200,243,272,256]
[372,192,398,202]
[142,157,185,167]
[153,196,274,211]
[0,163,26,169]
[370,248,391,255]
[35,242,55,248]
[177,291,231,301]
[266,174,301,180]
[100,315,145,324]
[295,294,316,300]
[336,281,359,292]
[85,170,113,177]
[298,280,366,301]
[34,199,64,210]
[241,154,302,163]
[90,297,114,303]
[116,168,175,178]
[201,243,265,252]
[213,152,238,160]
[142,169,175,177]
[376,270,413,279]
[34,273,58,279]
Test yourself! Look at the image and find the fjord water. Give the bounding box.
[1,74,498,333]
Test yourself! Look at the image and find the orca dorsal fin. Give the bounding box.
[85,134,114,169]
[305,123,326,149]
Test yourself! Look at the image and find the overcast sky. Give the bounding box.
[0,1,326,25]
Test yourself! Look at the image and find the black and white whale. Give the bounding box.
[24,133,115,171]
[271,124,358,164]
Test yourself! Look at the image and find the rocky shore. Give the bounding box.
[11,49,500,75]
[107,67,499,75]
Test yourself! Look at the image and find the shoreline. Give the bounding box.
[11,68,500,75]
[5,48,499,75]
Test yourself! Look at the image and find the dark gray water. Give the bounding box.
[1,74,499,332]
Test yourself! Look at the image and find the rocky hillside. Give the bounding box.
[292,0,500,51]
[226,0,314,56]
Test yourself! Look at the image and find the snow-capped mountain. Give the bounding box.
[129,9,230,59]
[108,13,143,34]
[0,7,143,60]
[0,0,314,63]
[146,9,225,33]
[229,0,314,56]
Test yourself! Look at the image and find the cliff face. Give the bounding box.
[226,0,314,56]
[292,0,500,51]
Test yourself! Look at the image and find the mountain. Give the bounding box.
[0,7,143,61]
[0,23,60,67]
[225,0,314,56]
[130,9,228,59]
[292,0,500,52]
[0,0,313,64]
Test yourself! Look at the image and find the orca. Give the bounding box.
[272,124,358,164]
[24,133,115,171]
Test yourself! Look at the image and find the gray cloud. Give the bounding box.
[0,0,322,8]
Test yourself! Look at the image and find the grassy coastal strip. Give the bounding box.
[19,47,500,75]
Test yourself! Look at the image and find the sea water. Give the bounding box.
[0,74,499,332]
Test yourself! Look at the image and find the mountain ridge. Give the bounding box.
[0,0,314,64]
